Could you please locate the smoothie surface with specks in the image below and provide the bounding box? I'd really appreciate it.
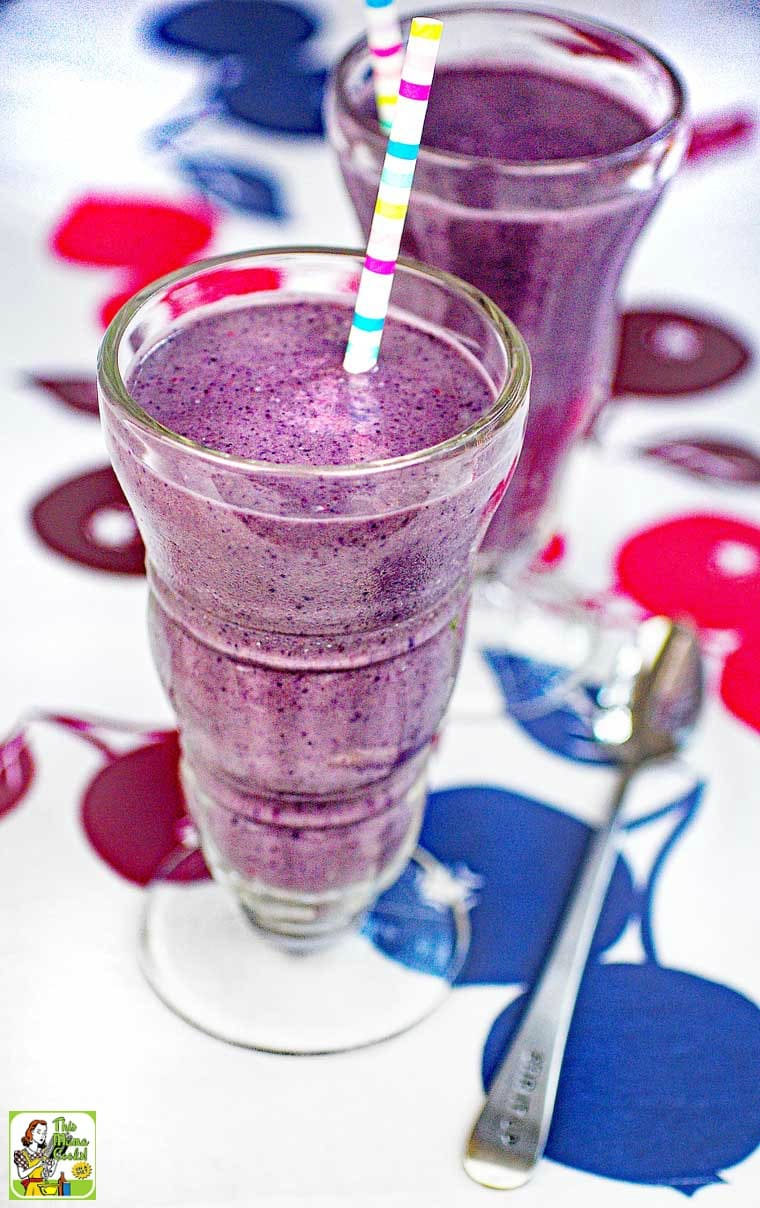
[420,65,653,163]
[128,298,493,464]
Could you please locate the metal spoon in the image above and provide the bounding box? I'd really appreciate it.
[463,616,704,1191]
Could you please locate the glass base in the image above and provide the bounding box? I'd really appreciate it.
[179,752,430,948]
[140,848,470,1053]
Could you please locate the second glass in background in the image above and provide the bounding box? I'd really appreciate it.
[327,5,689,572]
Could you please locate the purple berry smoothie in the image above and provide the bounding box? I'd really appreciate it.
[100,265,529,940]
[328,18,687,562]
[128,300,495,464]
[414,66,657,557]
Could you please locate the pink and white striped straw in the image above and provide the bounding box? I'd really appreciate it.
[343,16,443,376]
[364,0,405,132]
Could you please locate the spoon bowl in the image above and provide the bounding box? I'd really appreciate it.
[592,615,704,764]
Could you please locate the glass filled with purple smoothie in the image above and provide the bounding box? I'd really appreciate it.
[327,6,688,569]
[98,247,529,1050]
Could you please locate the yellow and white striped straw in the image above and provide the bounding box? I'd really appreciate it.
[343,16,443,376]
[364,0,404,133]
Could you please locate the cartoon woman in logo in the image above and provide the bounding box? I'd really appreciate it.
[13,1120,59,1197]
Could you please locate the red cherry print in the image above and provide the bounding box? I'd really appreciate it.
[481,477,511,527]
[30,466,145,575]
[0,734,35,820]
[615,514,760,636]
[641,438,760,485]
[721,641,760,734]
[49,193,218,329]
[50,193,215,274]
[536,532,567,568]
[99,288,144,330]
[81,733,208,885]
[164,265,283,318]
[29,375,99,417]
[613,309,751,398]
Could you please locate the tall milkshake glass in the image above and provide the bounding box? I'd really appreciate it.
[98,247,530,1051]
[327,7,688,702]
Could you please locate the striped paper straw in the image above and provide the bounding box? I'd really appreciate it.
[364,0,404,133]
[343,16,443,376]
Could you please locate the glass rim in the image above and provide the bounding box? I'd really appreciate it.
[330,3,689,177]
[98,245,531,480]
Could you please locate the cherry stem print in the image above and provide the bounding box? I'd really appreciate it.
[1,710,170,770]
[621,784,704,965]
[0,730,35,820]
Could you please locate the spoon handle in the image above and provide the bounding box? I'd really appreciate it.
[464,768,634,1190]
